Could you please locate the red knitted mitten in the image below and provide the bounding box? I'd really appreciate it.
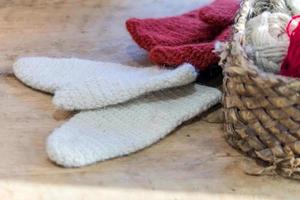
[149,27,232,70]
[126,10,217,51]
[198,0,240,28]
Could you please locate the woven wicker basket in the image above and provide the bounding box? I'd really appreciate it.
[221,0,300,179]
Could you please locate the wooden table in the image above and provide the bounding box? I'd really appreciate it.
[0,0,299,199]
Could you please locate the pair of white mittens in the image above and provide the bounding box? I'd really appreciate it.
[14,57,222,167]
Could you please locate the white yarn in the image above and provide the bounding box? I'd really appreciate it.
[13,57,197,110]
[47,85,221,167]
[251,0,291,17]
[245,12,290,73]
[286,0,300,15]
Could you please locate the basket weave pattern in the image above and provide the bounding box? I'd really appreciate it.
[222,0,300,179]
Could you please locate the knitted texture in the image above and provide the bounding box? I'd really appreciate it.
[47,85,222,167]
[126,9,217,51]
[149,26,232,70]
[13,57,197,110]
[126,0,238,70]
[198,0,240,28]
[13,57,221,168]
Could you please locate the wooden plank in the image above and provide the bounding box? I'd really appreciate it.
[0,0,299,199]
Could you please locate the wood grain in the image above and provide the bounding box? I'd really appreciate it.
[0,0,299,199]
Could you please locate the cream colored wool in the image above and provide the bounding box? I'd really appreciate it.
[47,85,221,167]
[13,57,222,167]
[14,57,197,110]
[251,0,291,17]
[245,12,290,73]
[286,0,300,15]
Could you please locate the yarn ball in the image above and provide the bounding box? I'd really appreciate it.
[286,0,300,15]
[245,11,290,73]
[251,0,291,17]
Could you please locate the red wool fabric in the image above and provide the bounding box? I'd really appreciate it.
[198,0,240,28]
[126,9,218,51]
[150,27,232,70]
[280,16,300,78]
[126,0,239,70]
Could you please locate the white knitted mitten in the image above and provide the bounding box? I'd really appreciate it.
[47,85,222,167]
[13,57,197,110]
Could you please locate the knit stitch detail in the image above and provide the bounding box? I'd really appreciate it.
[198,0,240,28]
[13,57,197,110]
[149,26,232,70]
[126,10,216,51]
[47,84,222,167]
